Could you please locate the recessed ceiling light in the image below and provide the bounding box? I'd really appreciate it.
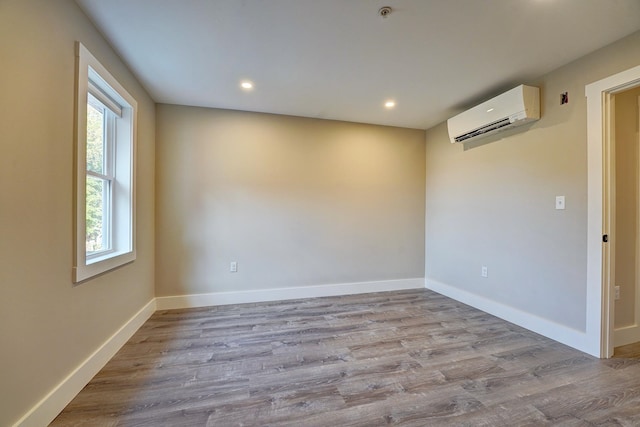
[385,100,396,108]
[241,81,253,89]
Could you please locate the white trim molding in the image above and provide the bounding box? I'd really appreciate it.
[156,278,425,310]
[615,324,640,348]
[73,42,137,283]
[13,279,423,426]
[425,278,596,356]
[586,64,640,358]
[13,299,156,427]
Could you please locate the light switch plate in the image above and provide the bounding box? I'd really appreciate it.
[555,196,565,210]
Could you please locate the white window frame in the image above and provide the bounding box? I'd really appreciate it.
[74,42,137,283]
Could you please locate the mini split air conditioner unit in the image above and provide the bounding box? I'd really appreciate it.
[447,84,540,144]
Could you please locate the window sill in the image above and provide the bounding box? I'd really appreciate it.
[73,250,136,283]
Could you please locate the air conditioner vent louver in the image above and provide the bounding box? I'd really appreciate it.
[453,117,512,143]
[447,85,540,144]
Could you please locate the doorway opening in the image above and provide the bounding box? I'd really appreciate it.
[612,87,640,355]
[586,65,640,358]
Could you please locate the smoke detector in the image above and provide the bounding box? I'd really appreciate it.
[378,6,392,18]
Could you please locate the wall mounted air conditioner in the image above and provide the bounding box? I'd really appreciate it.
[447,84,540,144]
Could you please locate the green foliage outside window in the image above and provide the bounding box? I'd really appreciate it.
[86,102,105,252]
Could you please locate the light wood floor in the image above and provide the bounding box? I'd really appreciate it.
[52,289,640,426]
[614,341,640,359]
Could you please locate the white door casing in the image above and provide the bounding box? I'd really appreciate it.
[586,65,640,358]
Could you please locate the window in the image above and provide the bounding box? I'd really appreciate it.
[74,42,136,283]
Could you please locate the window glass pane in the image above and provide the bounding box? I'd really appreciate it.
[87,95,104,174]
[86,175,106,253]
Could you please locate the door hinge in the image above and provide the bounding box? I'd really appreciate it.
[603,234,609,243]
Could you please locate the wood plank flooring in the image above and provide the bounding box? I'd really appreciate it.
[615,341,640,358]
[52,289,640,426]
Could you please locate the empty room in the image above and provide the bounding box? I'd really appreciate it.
[3,0,640,426]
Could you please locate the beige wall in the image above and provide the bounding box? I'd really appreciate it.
[615,86,640,328]
[425,30,640,332]
[0,1,155,425]
[156,105,425,296]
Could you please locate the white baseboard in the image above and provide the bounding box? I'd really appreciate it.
[425,278,597,357]
[615,324,640,347]
[13,299,156,427]
[156,278,425,310]
[14,279,423,426]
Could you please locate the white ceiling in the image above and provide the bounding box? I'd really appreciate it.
[75,0,640,130]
